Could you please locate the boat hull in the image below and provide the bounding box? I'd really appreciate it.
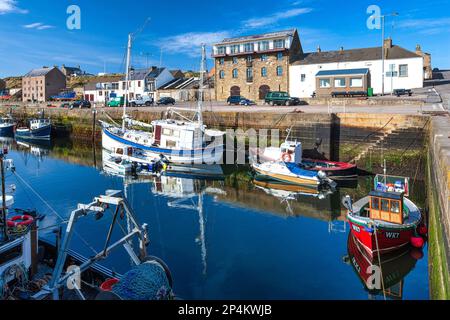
[16,124,51,140]
[0,124,15,136]
[252,164,321,186]
[102,128,223,165]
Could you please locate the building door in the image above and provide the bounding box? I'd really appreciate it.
[230,86,240,96]
[259,85,270,100]
[154,125,162,145]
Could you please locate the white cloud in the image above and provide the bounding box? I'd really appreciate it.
[157,31,232,57]
[243,8,312,29]
[397,17,450,36]
[23,22,54,30]
[0,0,28,14]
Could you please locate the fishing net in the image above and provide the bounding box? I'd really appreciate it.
[112,261,172,300]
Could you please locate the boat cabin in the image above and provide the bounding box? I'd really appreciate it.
[368,191,404,225]
[152,120,204,150]
[30,118,50,130]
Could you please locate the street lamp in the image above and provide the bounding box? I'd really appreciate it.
[380,12,399,96]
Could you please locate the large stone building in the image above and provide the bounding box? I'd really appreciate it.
[0,79,5,91]
[22,67,66,102]
[212,29,303,101]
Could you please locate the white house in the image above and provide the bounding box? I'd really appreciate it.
[290,39,424,98]
[83,67,174,103]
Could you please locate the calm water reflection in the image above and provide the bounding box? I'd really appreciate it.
[3,138,429,300]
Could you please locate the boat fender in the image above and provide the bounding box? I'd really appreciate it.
[7,215,34,228]
[418,225,428,236]
[410,248,424,261]
[281,152,292,162]
[411,236,425,249]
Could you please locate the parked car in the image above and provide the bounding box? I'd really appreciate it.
[60,102,70,108]
[227,96,246,105]
[108,97,124,107]
[239,98,256,106]
[130,94,154,107]
[289,97,304,106]
[156,97,176,106]
[265,91,291,106]
[70,100,91,109]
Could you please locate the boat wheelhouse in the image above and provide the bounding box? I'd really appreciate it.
[343,174,426,256]
[0,115,16,136]
[16,113,51,141]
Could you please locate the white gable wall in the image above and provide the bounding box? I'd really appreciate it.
[289,57,424,98]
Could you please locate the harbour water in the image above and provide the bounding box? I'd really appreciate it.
[5,138,429,300]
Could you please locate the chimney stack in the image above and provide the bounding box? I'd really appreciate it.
[415,44,422,55]
[317,45,321,53]
[384,37,393,49]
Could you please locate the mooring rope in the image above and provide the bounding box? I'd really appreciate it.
[373,224,387,301]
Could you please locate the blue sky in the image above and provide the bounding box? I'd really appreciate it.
[0,0,449,77]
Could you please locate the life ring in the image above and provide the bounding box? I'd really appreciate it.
[281,153,292,162]
[7,215,34,228]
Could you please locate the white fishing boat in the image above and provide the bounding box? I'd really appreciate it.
[101,35,224,165]
[102,150,133,175]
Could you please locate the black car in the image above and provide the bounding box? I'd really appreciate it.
[227,96,244,105]
[70,100,91,109]
[156,97,176,106]
[289,97,305,106]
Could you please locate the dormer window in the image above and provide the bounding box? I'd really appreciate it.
[244,43,254,53]
[274,39,285,49]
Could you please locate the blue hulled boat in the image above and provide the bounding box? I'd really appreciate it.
[0,116,16,136]
[16,116,51,141]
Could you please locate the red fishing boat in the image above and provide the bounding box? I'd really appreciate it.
[342,174,427,256]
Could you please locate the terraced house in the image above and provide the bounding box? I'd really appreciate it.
[213,29,303,102]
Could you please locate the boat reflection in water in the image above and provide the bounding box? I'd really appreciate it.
[344,233,423,300]
[101,152,226,277]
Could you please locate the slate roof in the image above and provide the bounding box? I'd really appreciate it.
[127,67,165,81]
[218,29,296,45]
[292,45,421,65]
[159,78,197,90]
[316,68,369,76]
[24,67,55,77]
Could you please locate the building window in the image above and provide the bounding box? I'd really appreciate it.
[244,43,254,53]
[232,57,238,64]
[258,41,269,51]
[399,64,408,77]
[246,68,253,81]
[319,78,331,88]
[232,69,238,78]
[277,52,283,61]
[138,81,141,87]
[261,67,267,77]
[350,77,363,87]
[99,91,103,96]
[122,82,126,90]
[217,46,226,55]
[276,66,283,77]
[334,78,346,88]
[219,58,224,65]
[301,74,306,82]
[230,45,240,54]
[273,39,285,49]
[246,55,253,62]
[219,70,225,79]
[261,54,268,62]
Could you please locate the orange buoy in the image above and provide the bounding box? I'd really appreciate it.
[100,278,120,292]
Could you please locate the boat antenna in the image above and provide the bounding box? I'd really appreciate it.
[198,44,206,126]
[122,33,133,132]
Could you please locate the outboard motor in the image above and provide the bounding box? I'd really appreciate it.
[342,195,353,213]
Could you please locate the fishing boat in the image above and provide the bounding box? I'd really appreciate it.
[344,233,422,300]
[251,160,336,188]
[102,150,133,175]
[0,148,173,300]
[101,35,224,165]
[15,111,51,141]
[0,114,16,136]
[342,172,427,256]
[251,139,357,179]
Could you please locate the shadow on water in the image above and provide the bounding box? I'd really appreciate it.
[2,136,429,300]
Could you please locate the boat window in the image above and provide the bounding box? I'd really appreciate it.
[163,128,172,136]
[390,200,400,213]
[0,244,22,266]
[166,140,177,148]
[381,199,389,212]
[371,197,380,210]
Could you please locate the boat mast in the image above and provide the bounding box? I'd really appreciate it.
[197,44,206,126]
[0,152,8,241]
[122,33,133,132]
